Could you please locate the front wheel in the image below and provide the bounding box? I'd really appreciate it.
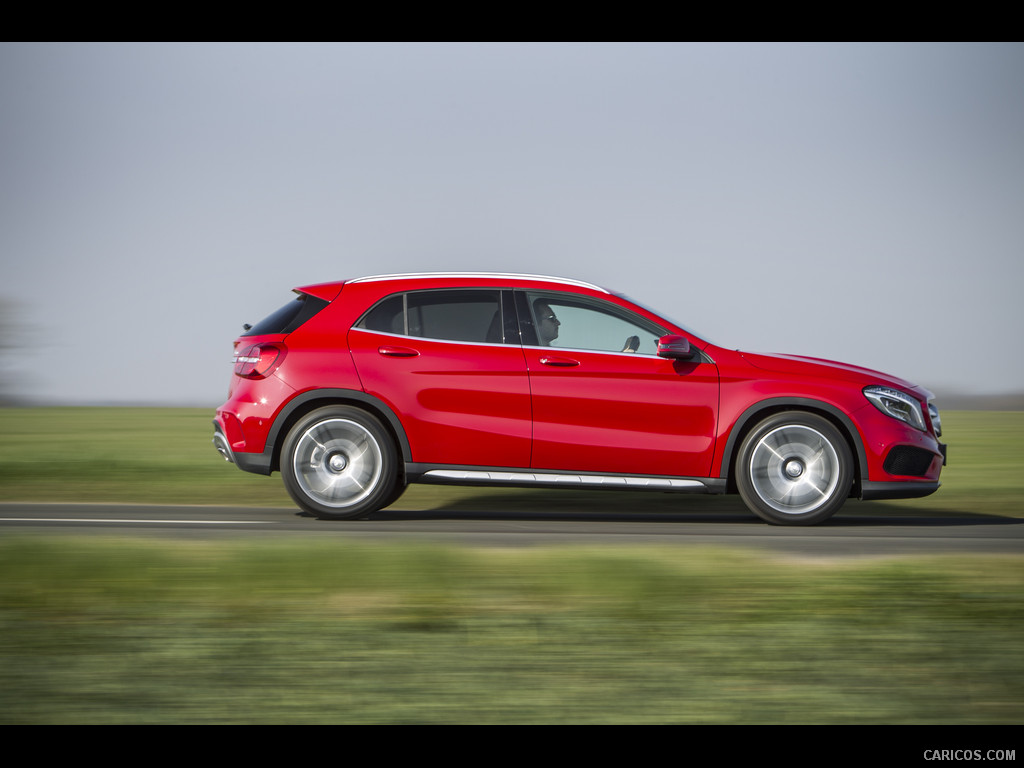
[280,406,398,520]
[736,412,853,526]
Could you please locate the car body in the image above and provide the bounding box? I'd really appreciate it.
[213,272,946,525]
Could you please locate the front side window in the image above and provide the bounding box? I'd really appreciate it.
[356,289,504,343]
[517,291,665,355]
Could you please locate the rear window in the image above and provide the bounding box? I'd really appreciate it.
[242,293,329,337]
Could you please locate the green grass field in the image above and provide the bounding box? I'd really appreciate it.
[1,408,1022,723]
[0,407,1021,517]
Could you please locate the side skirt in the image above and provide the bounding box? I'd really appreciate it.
[405,464,727,494]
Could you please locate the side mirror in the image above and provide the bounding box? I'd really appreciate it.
[657,334,693,360]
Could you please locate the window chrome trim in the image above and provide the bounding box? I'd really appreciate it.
[348,326,514,349]
[520,343,664,360]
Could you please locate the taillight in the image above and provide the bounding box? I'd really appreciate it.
[233,343,286,379]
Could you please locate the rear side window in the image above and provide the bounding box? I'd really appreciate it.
[242,293,329,337]
[356,289,504,343]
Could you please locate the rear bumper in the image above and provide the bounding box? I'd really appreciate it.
[213,420,274,475]
[212,424,234,463]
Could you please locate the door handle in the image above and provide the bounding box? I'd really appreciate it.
[378,345,420,358]
[539,356,580,367]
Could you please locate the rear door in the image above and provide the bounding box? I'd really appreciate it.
[348,288,532,468]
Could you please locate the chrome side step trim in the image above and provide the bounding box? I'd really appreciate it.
[422,469,708,491]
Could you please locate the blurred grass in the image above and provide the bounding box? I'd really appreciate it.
[0,407,294,507]
[1,536,1021,724]
[0,407,1020,517]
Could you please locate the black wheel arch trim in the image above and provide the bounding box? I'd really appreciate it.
[720,397,870,493]
[239,389,412,476]
[246,393,871,498]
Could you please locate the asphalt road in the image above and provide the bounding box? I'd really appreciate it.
[2,502,1022,558]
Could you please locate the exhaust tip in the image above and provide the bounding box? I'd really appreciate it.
[213,433,234,463]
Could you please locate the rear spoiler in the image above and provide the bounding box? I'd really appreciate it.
[294,281,346,302]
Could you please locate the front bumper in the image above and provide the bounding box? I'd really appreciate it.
[861,480,941,500]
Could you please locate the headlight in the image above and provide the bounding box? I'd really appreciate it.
[864,386,927,431]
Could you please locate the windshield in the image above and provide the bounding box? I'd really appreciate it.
[613,292,714,345]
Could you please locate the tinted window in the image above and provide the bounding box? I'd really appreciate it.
[357,290,504,343]
[408,290,501,342]
[243,294,329,337]
[358,294,406,334]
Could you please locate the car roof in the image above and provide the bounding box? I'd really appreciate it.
[295,272,614,302]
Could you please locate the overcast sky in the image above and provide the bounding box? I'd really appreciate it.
[1,42,1021,405]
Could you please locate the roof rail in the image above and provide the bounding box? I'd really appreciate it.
[347,272,609,293]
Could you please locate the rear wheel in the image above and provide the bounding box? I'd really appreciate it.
[281,406,398,519]
[736,412,853,526]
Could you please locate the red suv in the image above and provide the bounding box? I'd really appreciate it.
[213,273,946,525]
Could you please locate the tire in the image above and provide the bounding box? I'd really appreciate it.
[736,412,853,526]
[280,406,398,520]
[380,480,408,509]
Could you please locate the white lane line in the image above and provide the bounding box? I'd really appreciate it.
[0,518,274,524]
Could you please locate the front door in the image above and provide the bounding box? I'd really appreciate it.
[517,290,719,478]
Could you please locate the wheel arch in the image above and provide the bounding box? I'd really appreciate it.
[719,398,867,496]
[266,389,411,474]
